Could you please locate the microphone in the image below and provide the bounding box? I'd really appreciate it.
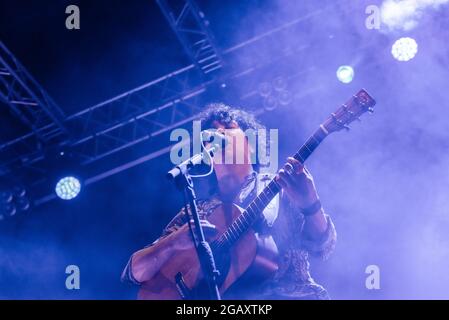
[166,147,215,180]
[166,130,227,180]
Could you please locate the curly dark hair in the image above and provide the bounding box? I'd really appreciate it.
[199,102,268,172]
[200,102,265,132]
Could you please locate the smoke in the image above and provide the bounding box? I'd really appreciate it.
[0,237,68,299]
[2,0,449,300]
[381,0,449,31]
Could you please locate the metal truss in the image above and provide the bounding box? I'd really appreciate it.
[0,41,70,177]
[0,61,209,179]
[0,3,335,205]
[156,0,223,76]
[0,42,68,139]
[63,2,335,173]
[66,64,211,165]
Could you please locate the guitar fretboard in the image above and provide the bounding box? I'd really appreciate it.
[211,126,328,252]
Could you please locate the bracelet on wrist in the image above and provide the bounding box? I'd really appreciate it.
[300,199,322,217]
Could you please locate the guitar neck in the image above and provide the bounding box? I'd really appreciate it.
[212,126,329,251]
[211,88,376,251]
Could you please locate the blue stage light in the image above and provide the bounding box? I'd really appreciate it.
[391,37,418,61]
[55,176,81,200]
[336,65,354,84]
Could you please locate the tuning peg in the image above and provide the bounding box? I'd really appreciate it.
[368,107,374,113]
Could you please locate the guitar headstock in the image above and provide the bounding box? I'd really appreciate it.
[322,89,376,134]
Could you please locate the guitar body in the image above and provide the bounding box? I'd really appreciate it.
[137,203,279,300]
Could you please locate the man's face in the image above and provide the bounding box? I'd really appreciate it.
[204,120,256,201]
[209,120,254,168]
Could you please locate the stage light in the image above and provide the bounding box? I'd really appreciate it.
[0,187,31,220]
[1,191,13,203]
[55,176,81,200]
[273,77,287,91]
[263,95,278,111]
[278,90,292,106]
[258,82,272,97]
[336,66,354,84]
[391,37,418,61]
[16,197,30,211]
[0,191,16,219]
[4,204,17,217]
[13,186,26,198]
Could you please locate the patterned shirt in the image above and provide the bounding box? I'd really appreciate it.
[122,171,337,300]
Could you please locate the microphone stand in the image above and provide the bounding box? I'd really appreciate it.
[167,147,221,300]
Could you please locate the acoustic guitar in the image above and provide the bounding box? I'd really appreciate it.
[138,89,376,299]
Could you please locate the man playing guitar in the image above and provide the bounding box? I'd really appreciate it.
[122,103,337,300]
